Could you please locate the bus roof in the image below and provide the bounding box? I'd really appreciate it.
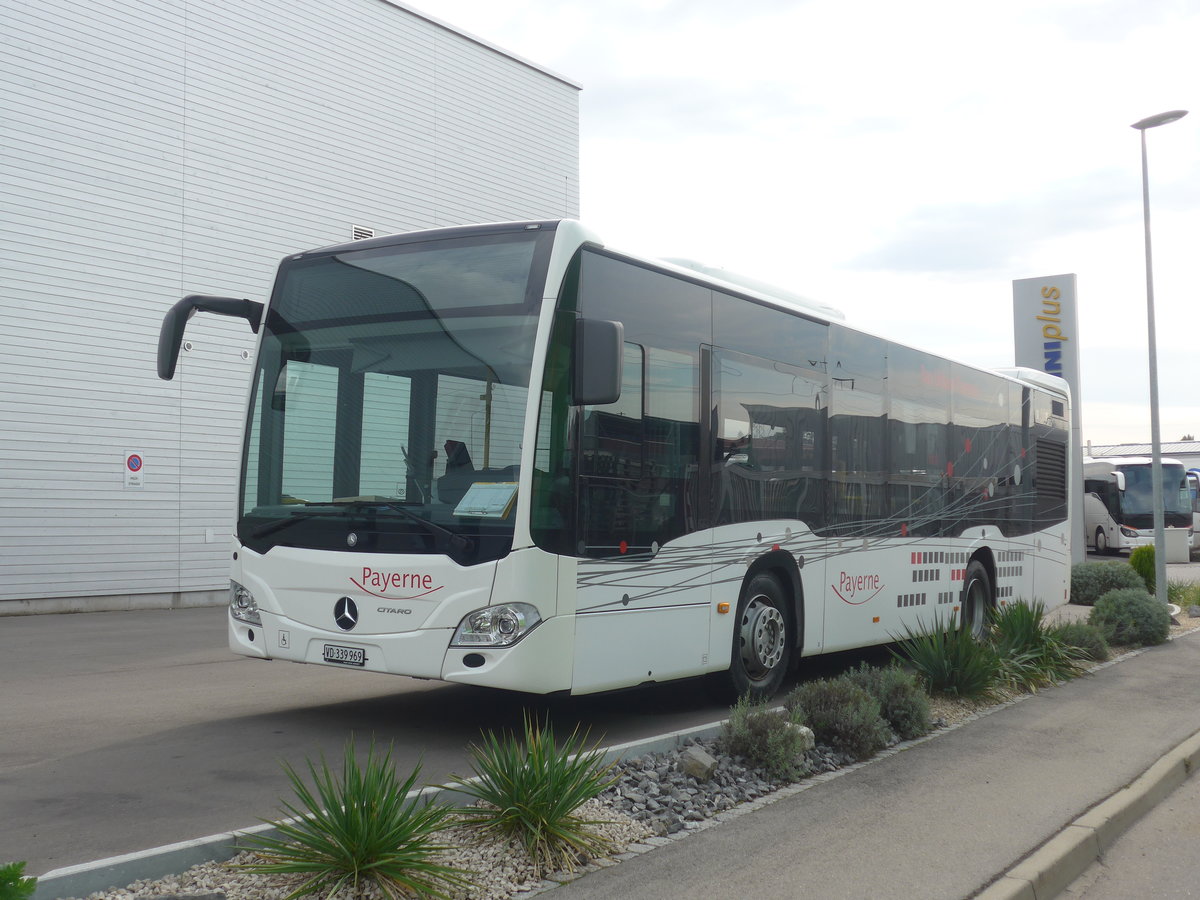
[1084,456,1186,467]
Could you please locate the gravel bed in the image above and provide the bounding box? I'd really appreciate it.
[64,801,650,900]
[598,737,860,837]
[63,739,867,900]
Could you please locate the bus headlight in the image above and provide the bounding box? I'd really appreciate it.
[230,580,262,626]
[451,603,541,647]
[1120,526,1139,538]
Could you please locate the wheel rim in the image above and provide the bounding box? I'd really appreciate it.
[962,577,988,640]
[740,595,786,679]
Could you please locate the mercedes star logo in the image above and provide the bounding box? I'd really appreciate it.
[334,596,359,631]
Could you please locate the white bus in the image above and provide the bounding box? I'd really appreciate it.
[1186,469,1200,537]
[1083,456,1194,554]
[158,220,1071,698]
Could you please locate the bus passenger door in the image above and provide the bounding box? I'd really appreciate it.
[572,343,713,693]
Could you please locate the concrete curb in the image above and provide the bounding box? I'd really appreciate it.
[976,727,1200,900]
[32,720,728,900]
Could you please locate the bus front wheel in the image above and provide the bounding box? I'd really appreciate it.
[960,560,992,641]
[1095,528,1110,555]
[728,573,792,700]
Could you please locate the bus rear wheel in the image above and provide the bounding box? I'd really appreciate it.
[960,560,992,641]
[728,573,792,700]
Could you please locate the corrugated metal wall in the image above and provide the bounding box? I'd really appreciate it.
[0,0,580,609]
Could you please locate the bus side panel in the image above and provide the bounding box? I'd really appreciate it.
[572,532,713,694]
[818,539,987,654]
[1031,526,1072,608]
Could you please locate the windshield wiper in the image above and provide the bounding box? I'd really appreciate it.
[248,501,474,555]
[250,508,340,539]
[345,501,474,555]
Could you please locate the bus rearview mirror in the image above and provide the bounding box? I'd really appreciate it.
[574,317,623,406]
[1115,471,1126,492]
[157,294,263,380]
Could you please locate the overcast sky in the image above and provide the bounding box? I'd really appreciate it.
[413,0,1198,446]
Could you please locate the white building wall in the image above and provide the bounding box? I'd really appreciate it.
[0,0,579,610]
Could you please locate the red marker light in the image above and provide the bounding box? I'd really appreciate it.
[619,540,628,554]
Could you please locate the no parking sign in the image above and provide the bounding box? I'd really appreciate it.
[124,452,144,489]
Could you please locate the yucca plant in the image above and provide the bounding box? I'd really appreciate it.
[0,862,36,900]
[447,715,617,874]
[891,613,1001,699]
[239,739,471,900]
[989,600,1085,690]
[988,599,1047,655]
[1167,579,1200,609]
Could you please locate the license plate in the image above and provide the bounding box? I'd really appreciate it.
[322,643,366,667]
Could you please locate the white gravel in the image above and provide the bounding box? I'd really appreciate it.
[65,801,650,900]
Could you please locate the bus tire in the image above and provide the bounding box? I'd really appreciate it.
[960,560,992,640]
[1095,528,1108,555]
[728,572,792,700]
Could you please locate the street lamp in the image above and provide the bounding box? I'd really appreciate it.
[1131,108,1187,606]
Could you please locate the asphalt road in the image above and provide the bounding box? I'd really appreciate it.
[2,606,790,875]
[2,606,731,874]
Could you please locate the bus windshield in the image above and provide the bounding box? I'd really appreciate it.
[1117,462,1191,521]
[238,227,553,563]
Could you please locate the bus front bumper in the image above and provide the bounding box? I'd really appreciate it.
[229,610,574,694]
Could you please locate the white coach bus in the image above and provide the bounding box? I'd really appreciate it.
[1083,456,1193,554]
[158,220,1071,698]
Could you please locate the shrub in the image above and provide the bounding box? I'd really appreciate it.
[1090,587,1171,647]
[239,739,470,900]
[0,863,36,900]
[782,677,892,761]
[891,613,1002,699]
[1129,545,1156,594]
[718,695,812,781]
[842,662,931,741]
[1052,621,1110,662]
[448,716,617,874]
[1070,562,1144,606]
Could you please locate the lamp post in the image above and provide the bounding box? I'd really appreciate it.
[1131,109,1187,606]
